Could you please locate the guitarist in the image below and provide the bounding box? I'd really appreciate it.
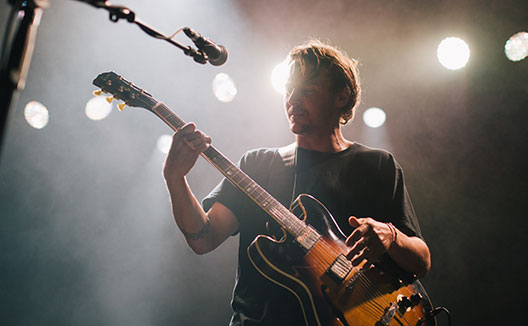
[163,40,431,325]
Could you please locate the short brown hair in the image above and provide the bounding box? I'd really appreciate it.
[288,40,361,124]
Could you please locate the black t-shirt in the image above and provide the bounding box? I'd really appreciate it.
[203,143,423,326]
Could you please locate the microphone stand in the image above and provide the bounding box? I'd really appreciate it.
[76,0,209,64]
[0,0,49,156]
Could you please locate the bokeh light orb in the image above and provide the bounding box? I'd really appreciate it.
[86,96,112,120]
[362,107,386,128]
[437,37,470,70]
[24,101,49,129]
[271,59,290,94]
[505,32,528,62]
[157,134,173,154]
[212,73,237,103]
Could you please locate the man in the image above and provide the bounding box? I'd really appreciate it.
[163,40,431,325]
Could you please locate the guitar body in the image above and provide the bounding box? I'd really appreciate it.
[248,194,435,326]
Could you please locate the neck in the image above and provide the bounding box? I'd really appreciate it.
[295,127,353,153]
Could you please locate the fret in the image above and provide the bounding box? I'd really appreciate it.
[244,183,257,194]
[253,189,268,202]
[217,159,233,172]
[237,176,251,189]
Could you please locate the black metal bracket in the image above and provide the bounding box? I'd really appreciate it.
[78,0,208,64]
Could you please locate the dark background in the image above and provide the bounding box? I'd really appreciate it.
[1,0,527,325]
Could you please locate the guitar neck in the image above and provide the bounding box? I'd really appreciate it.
[150,101,306,237]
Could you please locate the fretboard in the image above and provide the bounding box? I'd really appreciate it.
[149,100,306,237]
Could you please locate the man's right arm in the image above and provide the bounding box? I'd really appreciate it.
[163,122,239,254]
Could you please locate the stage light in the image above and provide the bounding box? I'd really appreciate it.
[505,32,528,62]
[24,101,49,129]
[212,73,237,103]
[437,37,470,70]
[271,59,290,94]
[86,96,113,120]
[363,107,386,128]
[157,134,172,154]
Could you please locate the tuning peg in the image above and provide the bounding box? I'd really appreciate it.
[92,89,103,96]
[117,103,126,111]
[105,96,114,103]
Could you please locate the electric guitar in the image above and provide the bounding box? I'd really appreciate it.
[92,71,435,326]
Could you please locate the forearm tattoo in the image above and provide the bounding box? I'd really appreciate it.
[181,217,211,240]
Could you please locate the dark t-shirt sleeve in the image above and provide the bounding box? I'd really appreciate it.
[382,153,423,239]
[202,170,243,219]
[201,149,277,234]
[202,154,248,229]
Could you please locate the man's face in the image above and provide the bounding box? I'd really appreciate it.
[284,64,342,136]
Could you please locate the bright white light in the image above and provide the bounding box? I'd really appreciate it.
[24,101,49,129]
[363,107,386,128]
[212,73,237,103]
[157,134,173,154]
[505,32,528,62]
[271,59,290,94]
[85,96,112,120]
[437,37,471,70]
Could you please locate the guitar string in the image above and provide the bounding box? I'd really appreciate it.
[305,239,414,326]
[354,274,398,317]
[347,274,388,317]
[357,271,398,309]
[346,272,412,326]
[355,272,391,306]
[349,263,412,326]
[303,240,389,319]
[354,272,407,321]
[355,274,412,326]
[292,242,384,321]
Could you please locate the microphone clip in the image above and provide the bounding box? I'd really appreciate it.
[183,27,228,66]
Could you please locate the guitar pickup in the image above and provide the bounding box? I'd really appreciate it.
[327,254,353,284]
[295,225,321,252]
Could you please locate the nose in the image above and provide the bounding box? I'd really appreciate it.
[285,87,300,107]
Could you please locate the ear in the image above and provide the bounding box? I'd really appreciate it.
[334,86,351,109]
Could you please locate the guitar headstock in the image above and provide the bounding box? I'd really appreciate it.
[92,71,155,111]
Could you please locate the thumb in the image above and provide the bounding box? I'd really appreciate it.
[348,216,361,227]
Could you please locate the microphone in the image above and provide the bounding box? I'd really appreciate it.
[183,27,228,66]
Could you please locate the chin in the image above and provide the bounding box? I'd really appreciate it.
[290,124,309,135]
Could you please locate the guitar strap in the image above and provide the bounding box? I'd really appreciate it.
[261,142,297,237]
[267,142,297,208]
[277,142,297,167]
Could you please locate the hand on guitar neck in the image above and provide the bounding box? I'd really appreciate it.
[163,122,212,184]
[162,122,239,255]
